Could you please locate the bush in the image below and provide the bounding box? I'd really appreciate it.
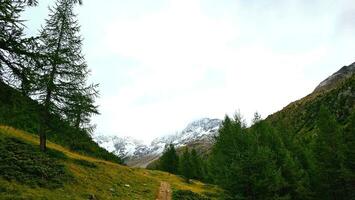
[72,159,97,168]
[0,137,73,188]
[173,190,211,200]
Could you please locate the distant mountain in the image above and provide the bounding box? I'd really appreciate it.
[94,135,146,158]
[93,118,222,167]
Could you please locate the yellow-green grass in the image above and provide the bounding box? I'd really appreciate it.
[0,125,222,200]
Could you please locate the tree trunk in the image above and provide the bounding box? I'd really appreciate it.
[39,109,50,151]
[40,130,46,151]
[75,112,81,129]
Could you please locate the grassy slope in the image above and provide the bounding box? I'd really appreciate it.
[0,81,121,164]
[0,126,222,200]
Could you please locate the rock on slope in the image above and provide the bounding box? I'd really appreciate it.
[314,62,355,92]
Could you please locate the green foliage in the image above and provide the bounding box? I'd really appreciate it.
[208,105,355,199]
[180,147,193,182]
[0,0,120,164]
[173,190,210,200]
[0,136,72,188]
[209,114,313,199]
[343,110,355,200]
[157,144,206,182]
[158,144,179,174]
[313,106,352,199]
[190,149,203,180]
[206,75,355,200]
[0,0,39,95]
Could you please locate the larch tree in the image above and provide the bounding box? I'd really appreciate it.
[35,0,98,150]
[0,0,40,95]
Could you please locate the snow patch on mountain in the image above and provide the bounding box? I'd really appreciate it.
[94,135,146,158]
[93,118,222,163]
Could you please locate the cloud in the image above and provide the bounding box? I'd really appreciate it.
[84,0,355,142]
[22,0,355,142]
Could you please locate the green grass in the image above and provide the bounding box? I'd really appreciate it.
[0,126,223,200]
[71,159,97,168]
[0,136,72,189]
[173,190,211,200]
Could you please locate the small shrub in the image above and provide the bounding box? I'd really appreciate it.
[72,159,97,168]
[0,137,73,188]
[173,190,211,200]
[46,148,68,160]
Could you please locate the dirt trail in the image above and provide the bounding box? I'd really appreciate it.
[156,182,172,200]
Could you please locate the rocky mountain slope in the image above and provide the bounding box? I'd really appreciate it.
[267,62,354,137]
[314,62,355,92]
[94,118,221,167]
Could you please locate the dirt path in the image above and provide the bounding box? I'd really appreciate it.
[156,182,172,200]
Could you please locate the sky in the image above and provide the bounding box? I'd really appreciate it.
[23,0,355,143]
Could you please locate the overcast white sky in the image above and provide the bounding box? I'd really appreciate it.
[24,0,355,143]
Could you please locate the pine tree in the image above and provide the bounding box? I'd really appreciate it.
[180,147,193,183]
[343,110,355,199]
[35,0,97,150]
[159,144,179,174]
[190,148,203,180]
[314,105,347,199]
[209,114,246,191]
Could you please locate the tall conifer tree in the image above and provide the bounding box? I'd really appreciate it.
[190,148,203,180]
[0,0,39,95]
[314,106,347,199]
[36,0,97,150]
[180,147,193,183]
[159,144,179,174]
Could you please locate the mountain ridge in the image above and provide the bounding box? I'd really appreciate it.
[314,62,355,92]
[94,118,222,167]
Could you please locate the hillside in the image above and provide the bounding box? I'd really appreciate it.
[0,81,121,164]
[0,125,223,200]
[267,63,355,137]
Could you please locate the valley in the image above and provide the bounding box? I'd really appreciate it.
[1,1,354,199]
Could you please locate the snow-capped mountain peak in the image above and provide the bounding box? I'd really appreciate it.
[94,135,146,158]
[93,118,222,167]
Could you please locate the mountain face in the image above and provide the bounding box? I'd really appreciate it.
[314,62,355,92]
[93,118,222,167]
[94,135,146,158]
